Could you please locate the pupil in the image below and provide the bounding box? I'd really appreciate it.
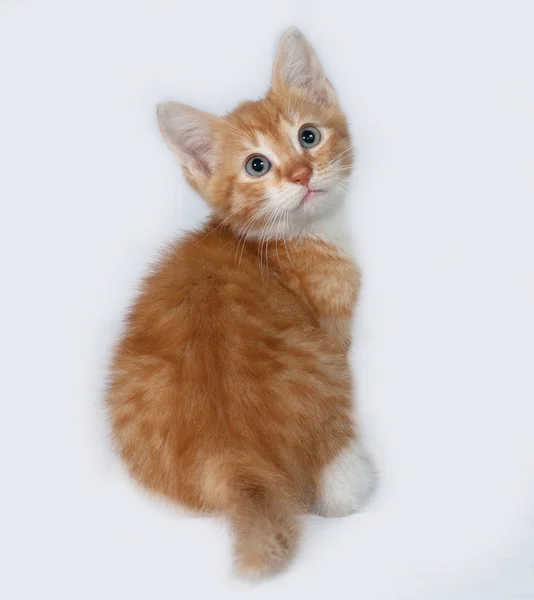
[302,130,315,143]
[252,158,264,172]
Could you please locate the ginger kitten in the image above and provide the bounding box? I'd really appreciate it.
[106,27,375,577]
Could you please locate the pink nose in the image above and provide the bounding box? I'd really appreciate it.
[291,167,312,188]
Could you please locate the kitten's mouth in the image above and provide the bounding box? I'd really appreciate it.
[299,188,324,207]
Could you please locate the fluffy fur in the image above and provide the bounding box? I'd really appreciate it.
[106,27,375,578]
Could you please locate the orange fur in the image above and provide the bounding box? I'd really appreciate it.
[106,28,371,577]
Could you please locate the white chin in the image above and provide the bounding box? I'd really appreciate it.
[296,190,340,221]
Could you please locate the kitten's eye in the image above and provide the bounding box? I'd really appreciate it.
[299,126,322,149]
[245,155,271,177]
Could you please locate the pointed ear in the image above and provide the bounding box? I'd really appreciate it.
[157,102,219,180]
[271,28,337,105]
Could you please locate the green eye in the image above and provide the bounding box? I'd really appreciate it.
[245,155,271,177]
[299,126,321,149]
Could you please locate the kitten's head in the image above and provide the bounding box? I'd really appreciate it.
[157,28,352,238]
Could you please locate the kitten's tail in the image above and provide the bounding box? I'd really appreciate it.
[222,458,302,578]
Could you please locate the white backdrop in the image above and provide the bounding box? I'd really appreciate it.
[1,1,533,599]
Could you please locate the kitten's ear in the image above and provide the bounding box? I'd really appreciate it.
[271,28,337,105]
[157,102,219,181]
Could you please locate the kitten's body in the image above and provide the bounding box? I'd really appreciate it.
[106,28,374,577]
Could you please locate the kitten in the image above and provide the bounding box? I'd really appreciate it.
[106,27,375,578]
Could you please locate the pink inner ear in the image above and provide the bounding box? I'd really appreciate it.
[189,146,212,175]
[271,29,335,104]
[157,102,218,174]
[178,125,215,174]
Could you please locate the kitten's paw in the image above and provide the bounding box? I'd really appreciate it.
[315,440,376,518]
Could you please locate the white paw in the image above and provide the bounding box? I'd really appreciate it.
[315,440,376,517]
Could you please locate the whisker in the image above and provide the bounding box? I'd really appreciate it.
[332,178,351,188]
[260,207,281,283]
[234,204,271,270]
[197,199,260,244]
[275,213,284,278]
[224,120,255,143]
[323,146,356,169]
[334,183,350,196]
[282,210,295,269]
